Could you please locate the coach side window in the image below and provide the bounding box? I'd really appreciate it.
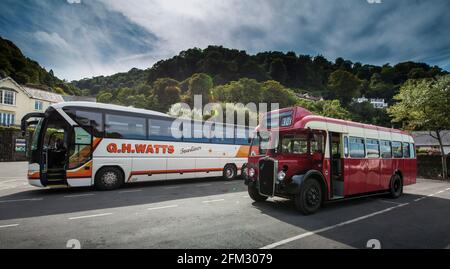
[105,114,146,140]
[235,126,250,145]
[392,141,403,158]
[380,140,392,158]
[64,108,103,137]
[343,136,349,157]
[403,142,410,158]
[349,137,365,158]
[149,118,179,141]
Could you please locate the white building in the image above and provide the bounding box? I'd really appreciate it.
[354,96,388,109]
[0,77,64,126]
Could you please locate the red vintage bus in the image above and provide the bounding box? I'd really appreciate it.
[245,107,416,215]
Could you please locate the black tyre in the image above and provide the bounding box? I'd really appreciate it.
[223,164,237,180]
[294,178,322,215]
[240,164,247,179]
[248,184,268,202]
[95,167,124,191]
[388,174,403,199]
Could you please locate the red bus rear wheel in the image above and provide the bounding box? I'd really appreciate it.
[388,174,403,199]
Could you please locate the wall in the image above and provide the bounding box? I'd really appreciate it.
[0,127,32,162]
[417,155,450,179]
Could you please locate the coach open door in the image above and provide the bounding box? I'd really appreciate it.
[329,132,344,198]
[66,126,94,187]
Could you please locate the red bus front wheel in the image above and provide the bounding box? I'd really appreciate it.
[295,178,322,215]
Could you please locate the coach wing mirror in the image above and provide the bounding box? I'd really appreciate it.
[21,112,45,136]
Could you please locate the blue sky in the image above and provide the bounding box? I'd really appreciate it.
[0,0,449,81]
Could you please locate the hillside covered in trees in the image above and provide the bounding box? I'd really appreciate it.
[0,36,80,95]
[73,45,447,127]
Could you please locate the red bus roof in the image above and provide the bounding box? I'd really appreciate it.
[258,107,409,136]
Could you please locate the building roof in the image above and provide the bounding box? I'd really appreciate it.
[411,131,450,146]
[0,77,64,103]
[22,86,64,103]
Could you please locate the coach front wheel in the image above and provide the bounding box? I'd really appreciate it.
[95,167,124,191]
[223,164,237,180]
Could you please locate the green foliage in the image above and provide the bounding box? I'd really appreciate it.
[327,70,362,105]
[187,73,214,103]
[296,99,351,120]
[388,75,450,131]
[0,36,80,95]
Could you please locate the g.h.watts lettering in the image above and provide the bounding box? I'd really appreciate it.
[106,143,175,154]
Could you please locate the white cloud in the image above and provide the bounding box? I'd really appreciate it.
[67,0,81,4]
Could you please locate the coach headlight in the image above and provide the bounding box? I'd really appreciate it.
[277,171,286,181]
[248,167,256,178]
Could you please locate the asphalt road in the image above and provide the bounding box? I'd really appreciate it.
[1,162,450,249]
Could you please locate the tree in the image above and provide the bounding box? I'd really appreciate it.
[388,75,450,179]
[97,92,113,103]
[327,70,362,105]
[296,99,351,120]
[269,58,288,85]
[261,80,297,108]
[187,73,213,103]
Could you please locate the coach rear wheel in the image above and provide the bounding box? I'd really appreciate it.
[294,178,322,215]
[223,164,237,180]
[388,174,403,199]
[95,167,124,191]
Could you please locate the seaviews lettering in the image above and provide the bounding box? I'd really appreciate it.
[106,143,174,154]
[180,146,201,154]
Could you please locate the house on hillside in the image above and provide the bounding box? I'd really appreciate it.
[411,131,450,155]
[354,96,388,109]
[0,77,64,126]
[296,93,324,102]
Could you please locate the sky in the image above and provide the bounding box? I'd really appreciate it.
[0,0,449,81]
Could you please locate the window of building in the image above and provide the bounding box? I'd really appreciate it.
[380,140,392,158]
[366,139,380,158]
[392,141,403,158]
[0,112,15,126]
[105,114,146,140]
[403,142,411,158]
[0,90,16,105]
[349,137,365,158]
[35,100,43,111]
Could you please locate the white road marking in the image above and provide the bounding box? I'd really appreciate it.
[147,205,178,211]
[242,195,250,198]
[0,198,43,203]
[196,184,212,187]
[0,224,19,228]
[446,188,450,191]
[414,197,426,202]
[202,199,225,203]
[435,190,445,194]
[69,213,112,220]
[164,186,181,189]
[377,199,404,205]
[261,202,409,249]
[119,189,143,194]
[0,179,23,184]
[64,194,94,198]
[224,182,238,185]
